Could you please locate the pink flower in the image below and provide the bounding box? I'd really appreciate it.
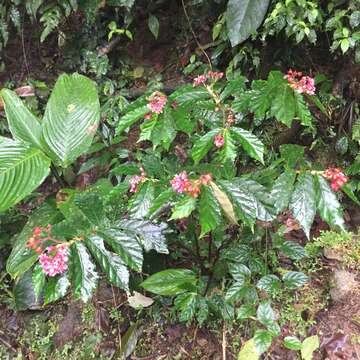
[144,113,152,120]
[214,133,224,148]
[39,244,69,277]
[147,92,167,114]
[323,167,348,191]
[208,71,224,81]
[285,69,316,95]
[193,75,207,86]
[171,171,190,193]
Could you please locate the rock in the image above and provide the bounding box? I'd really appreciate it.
[330,270,358,302]
[324,247,343,261]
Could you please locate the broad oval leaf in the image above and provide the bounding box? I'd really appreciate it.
[283,271,308,289]
[271,83,296,127]
[6,201,62,278]
[283,336,302,351]
[301,335,319,360]
[1,89,43,149]
[290,173,316,238]
[128,181,154,219]
[41,73,100,167]
[44,273,70,305]
[253,329,273,355]
[226,0,270,47]
[170,196,197,220]
[116,105,149,134]
[231,127,264,164]
[141,269,197,296]
[210,181,237,225]
[271,171,296,213]
[257,275,281,295]
[69,242,99,302]
[0,137,51,212]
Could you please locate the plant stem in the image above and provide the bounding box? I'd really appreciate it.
[50,164,66,188]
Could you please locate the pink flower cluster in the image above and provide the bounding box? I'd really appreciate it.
[129,167,146,193]
[39,244,69,277]
[214,133,224,148]
[322,167,348,191]
[193,71,224,86]
[171,171,212,198]
[285,70,316,95]
[147,91,167,114]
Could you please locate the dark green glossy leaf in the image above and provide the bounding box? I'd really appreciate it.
[116,105,149,134]
[290,173,316,238]
[283,336,302,351]
[294,91,313,128]
[254,329,273,355]
[128,181,154,219]
[199,186,222,236]
[192,128,220,164]
[283,271,308,289]
[141,269,197,296]
[271,171,296,213]
[271,83,296,127]
[69,242,98,302]
[219,130,237,163]
[256,301,276,327]
[280,144,304,168]
[237,304,256,320]
[280,241,308,260]
[32,263,45,302]
[44,273,70,304]
[170,196,197,220]
[257,275,281,295]
[13,269,40,310]
[148,188,174,216]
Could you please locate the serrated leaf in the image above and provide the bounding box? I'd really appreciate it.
[0,137,51,212]
[32,263,45,302]
[41,73,100,167]
[283,271,308,289]
[226,0,270,47]
[231,127,264,163]
[257,275,281,295]
[301,335,319,360]
[69,242,98,302]
[116,105,149,134]
[169,85,209,106]
[148,188,174,216]
[170,196,197,220]
[271,171,296,213]
[290,173,316,238]
[315,175,345,230]
[271,83,296,127]
[283,336,302,350]
[220,76,247,101]
[1,89,43,149]
[192,128,220,164]
[210,181,237,225]
[128,181,154,219]
[86,234,129,291]
[219,130,237,162]
[238,339,259,360]
[281,241,308,260]
[141,269,197,295]
[44,273,70,304]
[99,228,143,272]
[254,330,273,354]
[294,91,313,128]
[199,186,222,236]
[7,201,62,278]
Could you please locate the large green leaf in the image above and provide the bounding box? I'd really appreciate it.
[44,273,70,304]
[99,228,143,272]
[192,128,220,164]
[13,269,40,310]
[7,201,62,278]
[114,219,169,254]
[69,242,98,302]
[226,0,270,47]
[238,339,259,360]
[315,175,345,230]
[1,89,43,149]
[231,127,264,164]
[271,171,296,213]
[141,269,197,296]
[41,73,100,167]
[199,186,222,236]
[219,130,237,162]
[283,271,308,289]
[128,181,154,219]
[294,91,313,128]
[271,83,296,127]
[170,196,197,220]
[290,173,316,238]
[86,234,129,291]
[0,137,51,212]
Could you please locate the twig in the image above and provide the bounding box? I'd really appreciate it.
[222,321,227,360]
[181,0,212,69]
[111,286,122,355]
[98,37,122,56]
[21,20,30,77]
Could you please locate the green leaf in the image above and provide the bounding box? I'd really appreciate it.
[226,0,270,47]
[220,76,247,101]
[74,191,105,227]
[192,129,220,164]
[229,263,251,281]
[301,335,319,360]
[219,130,237,162]
[69,242,98,302]
[0,137,51,212]
[170,196,197,220]
[99,228,143,272]
[290,173,316,238]
[44,273,70,304]
[257,275,281,295]
[13,270,39,310]
[294,91,313,128]
[169,85,209,106]
[237,304,256,320]
[148,188,174,216]
[254,329,273,354]
[32,264,46,302]
[238,339,259,360]
[283,271,308,289]
[141,269,197,296]
[283,336,302,351]
[280,241,308,260]
[7,201,62,278]
[271,83,296,127]
[174,292,198,322]
[256,301,276,327]
[117,105,149,134]
[128,181,154,219]
[86,234,129,291]
[1,89,43,149]
[271,171,296,213]
[41,73,100,167]
[148,14,159,39]
[280,144,305,168]
[115,219,169,254]
[199,186,222,236]
[225,281,247,302]
[231,127,264,164]
[315,175,345,230]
